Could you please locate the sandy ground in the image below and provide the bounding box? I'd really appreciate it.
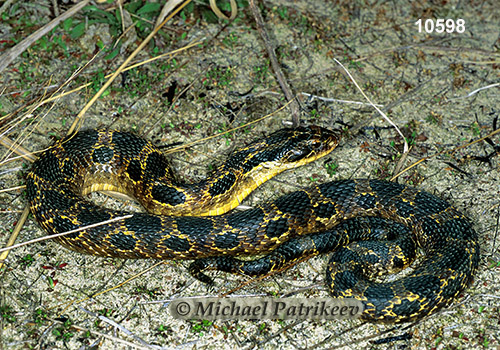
[0,0,499,349]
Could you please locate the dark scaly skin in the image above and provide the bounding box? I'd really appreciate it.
[26,126,339,258]
[25,127,479,323]
[189,216,416,281]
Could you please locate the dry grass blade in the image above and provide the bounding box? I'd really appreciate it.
[155,0,189,28]
[162,99,294,155]
[332,57,410,178]
[249,0,300,126]
[0,215,134,255]
[332,58,408,154]
[0,207,29,269]
[448,82,500,101]
[68,0,194,135]
[391,126,500,180]
[1,40,201,119]
[0,0,91,73]
[0,133,36,163]
[210,0,238,20]
[49,261,165,315]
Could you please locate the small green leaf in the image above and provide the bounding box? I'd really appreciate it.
[201,9,218,23]
[55,36,68,53]
[38,37,47,50]
[136,3,161,15]
[104,46,120,60]
[83,5,98,11]
[70,22,85,39]
[125,1,142,14]
[84,6,115,22]
[63,18,73,32]
[114,8,123,25]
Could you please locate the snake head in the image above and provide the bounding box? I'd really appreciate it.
[271,125,341,164]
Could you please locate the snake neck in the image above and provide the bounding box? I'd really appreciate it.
[139,141,336,217]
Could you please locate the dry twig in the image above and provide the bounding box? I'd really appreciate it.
[249,0,300,126]
[0,0,91,74]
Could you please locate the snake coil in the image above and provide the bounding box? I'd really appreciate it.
[26,126,479,323]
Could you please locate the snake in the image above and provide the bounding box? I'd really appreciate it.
[25,126,479,323]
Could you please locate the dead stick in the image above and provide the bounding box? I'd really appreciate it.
[0,0,91,74]
[68,0,192,135]
[0,207,29,269]
[248,0,300,126]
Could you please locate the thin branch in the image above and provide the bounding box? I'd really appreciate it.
[0,207,29,269]
[448,82,500,101]
[0,0,91,73]
[0,215,134,255]
[300,92,384,107]
[68,0,193,135]
[249,0,300,126]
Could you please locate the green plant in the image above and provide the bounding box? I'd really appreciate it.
[222,33,239,48]
[309,108,319,119]
[426,114,439,124]
[325,162,339,177]
[157,324,170,333]
[0,305,16,323]
[20,254,35,267]
[274,6,289,20]
[52,319,74,342]
[405,130,417,146]
[94,308,115,327]
[204,66,233,87]
[253,62,269,83]
[190,319,213,336]
[470,122,481,136]
[34,308,48,325]
[217,122,234,146]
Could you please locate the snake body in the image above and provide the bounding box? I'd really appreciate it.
[26,127,479,323]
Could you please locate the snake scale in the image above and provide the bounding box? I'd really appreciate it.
[26,126,479,323]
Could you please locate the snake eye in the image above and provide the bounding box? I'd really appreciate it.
[283,140,323,162]
[308,139,324,152]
